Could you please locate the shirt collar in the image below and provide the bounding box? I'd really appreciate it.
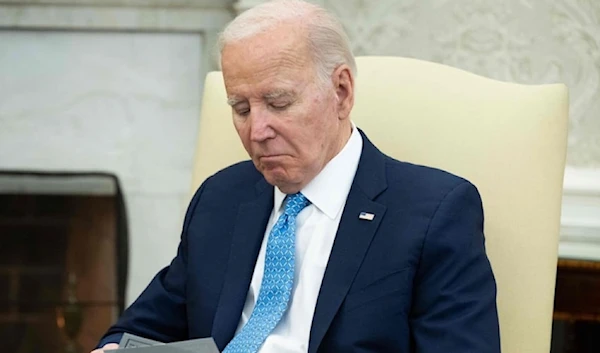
[274,122,363,219]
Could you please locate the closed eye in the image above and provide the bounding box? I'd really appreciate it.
[234,107,250,116]
[269,102,290,111]
[232,102,250,117]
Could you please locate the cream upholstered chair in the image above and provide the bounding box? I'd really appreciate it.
[191,56,569,353]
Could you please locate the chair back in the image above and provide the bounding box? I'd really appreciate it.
[191,56,569,353]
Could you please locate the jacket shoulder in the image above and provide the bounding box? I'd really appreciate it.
[384,157,478,202]
[193,160,265,200]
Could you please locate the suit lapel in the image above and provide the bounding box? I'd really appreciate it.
[309,131,388,353]
[211,179,273,350]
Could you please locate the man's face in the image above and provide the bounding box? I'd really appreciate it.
[221,25,349,194]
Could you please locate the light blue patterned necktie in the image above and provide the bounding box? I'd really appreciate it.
[223,192,310,353]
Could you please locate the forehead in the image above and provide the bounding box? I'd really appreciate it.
[221,25,315,96]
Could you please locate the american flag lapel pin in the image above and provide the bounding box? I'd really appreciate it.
[359,212,375,221]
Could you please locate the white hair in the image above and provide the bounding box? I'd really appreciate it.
[218,0,356,86]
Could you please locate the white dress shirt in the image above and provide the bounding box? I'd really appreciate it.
[234,124,363,353]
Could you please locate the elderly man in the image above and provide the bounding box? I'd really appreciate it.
[93,1,500,352]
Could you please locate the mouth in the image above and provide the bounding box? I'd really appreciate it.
[260,154,283,160]
[258,154,287,164]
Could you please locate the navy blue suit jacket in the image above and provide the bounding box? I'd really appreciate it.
[99,132,501,352]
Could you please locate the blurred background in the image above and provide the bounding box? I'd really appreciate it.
[0,0,598,352]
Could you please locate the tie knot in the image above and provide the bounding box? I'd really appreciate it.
[284,192,310,217]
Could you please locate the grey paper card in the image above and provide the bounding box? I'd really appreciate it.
[106,333,220,353]
[107,346,191,353]
[118,333,162,348]
[169,338,220,352]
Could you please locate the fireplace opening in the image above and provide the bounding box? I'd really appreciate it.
[551,259,600,352]
[0,171,127,353]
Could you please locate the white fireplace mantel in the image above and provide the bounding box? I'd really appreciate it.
[0,0,240,303]
[560,167,600,261]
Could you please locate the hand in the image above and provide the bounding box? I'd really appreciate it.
[91,343,119,352]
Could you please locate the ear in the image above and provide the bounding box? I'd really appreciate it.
[331,64,355,121]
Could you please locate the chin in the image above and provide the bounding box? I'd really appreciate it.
[264,172,291,187]
[263,171,300,193]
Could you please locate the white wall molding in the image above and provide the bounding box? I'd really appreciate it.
[0,0,234,9]
[233,0,265,14]
[0,0,234,71]
[559,167,600,261]
[0,3,233,30]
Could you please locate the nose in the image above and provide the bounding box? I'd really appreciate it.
[249,108,276,142]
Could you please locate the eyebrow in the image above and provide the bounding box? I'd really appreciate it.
[227,96,244,107]
[226,90,296,107]
[263,89,295,101]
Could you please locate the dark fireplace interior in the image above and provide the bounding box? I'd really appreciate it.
[0,172,127,353]
[551,259,600,352]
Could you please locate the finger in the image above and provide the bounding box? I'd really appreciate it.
[102,343,120,351]
[90,343,119,353]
